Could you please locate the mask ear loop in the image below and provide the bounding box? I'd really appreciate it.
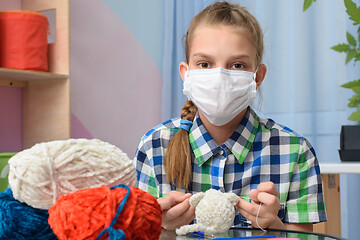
[185,64,191,101]
[253,66,259,81]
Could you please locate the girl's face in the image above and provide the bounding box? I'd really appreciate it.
[179,24,266,89]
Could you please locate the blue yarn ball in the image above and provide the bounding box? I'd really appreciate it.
[0,188,57,240]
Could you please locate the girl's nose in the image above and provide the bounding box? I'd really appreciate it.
[216,64,227,69]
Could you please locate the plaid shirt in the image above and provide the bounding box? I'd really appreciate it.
[134,107,327,226]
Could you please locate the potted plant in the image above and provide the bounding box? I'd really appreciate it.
[0,152,17,192]
[304,0,360,161]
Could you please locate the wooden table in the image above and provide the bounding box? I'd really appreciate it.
[161,227,345,239]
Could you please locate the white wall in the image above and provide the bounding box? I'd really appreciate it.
[69,0,164,157]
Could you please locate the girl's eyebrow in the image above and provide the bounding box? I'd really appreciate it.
[228,54,251,60]
[192,53,213,59]
[192,53,251,60]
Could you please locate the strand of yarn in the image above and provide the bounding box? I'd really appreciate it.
[96,184,130,240]
[0,188,57,240]
[43,143,60,206]
[256,202,267,232]
[48,185,163,240]
[8,138,137,209]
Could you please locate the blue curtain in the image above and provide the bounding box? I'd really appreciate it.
[161,1,360,239]
[162,0,216,121]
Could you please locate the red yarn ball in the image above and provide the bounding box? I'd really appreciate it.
[48,185,162,240]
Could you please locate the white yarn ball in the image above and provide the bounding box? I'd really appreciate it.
[8,138,137,209]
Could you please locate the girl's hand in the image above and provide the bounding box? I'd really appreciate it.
[157,191,195,230]
[236,182,285,230]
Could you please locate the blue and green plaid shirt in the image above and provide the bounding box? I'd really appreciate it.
[134,107,327,226]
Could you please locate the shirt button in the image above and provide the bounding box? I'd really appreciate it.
[219,149,224,155]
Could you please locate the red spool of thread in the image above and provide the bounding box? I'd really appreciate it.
[48,185,162,240]
[0,10,48,71]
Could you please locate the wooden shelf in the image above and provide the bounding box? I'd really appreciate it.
[19,0,70,149]
[0,68,68,87]
[0,0,70,149]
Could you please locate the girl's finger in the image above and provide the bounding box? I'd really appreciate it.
[163,205,196,230]
[237,206,257,224]
[257,182,279,196]
[181,205,196,221]
[167,191,192,203]
[158,196,176,211]
[238,203,273,229]
[163,198,192,220]
[159,191,192,211]
[257,191,280,207]
[175,205,196,227]
[176,192,192,203]
[249,189,260,203]
[236,197,259,216]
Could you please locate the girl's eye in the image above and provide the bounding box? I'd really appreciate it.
[231,63,245,70]
[198,62,210,68]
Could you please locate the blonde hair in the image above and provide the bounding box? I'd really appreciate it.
[165,1,264,189]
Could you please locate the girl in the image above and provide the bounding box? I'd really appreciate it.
[134,1,326,232]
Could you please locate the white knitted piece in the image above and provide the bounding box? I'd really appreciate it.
[176,189,239,235]
[8,138,136,209]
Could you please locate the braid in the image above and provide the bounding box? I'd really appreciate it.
[165,100,197,189]
[181,100,198,120]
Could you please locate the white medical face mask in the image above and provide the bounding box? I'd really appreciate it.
[183,67,257,126]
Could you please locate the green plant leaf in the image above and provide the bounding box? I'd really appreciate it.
[348,108,360,122]
[348,102,358,108]
[347,32,357,46]
[353,87,360,94]
[355,53,360,62]
[303,0,316,11]
[344,0,360,25]
[347,94,360,108]
[346,49,357,63]
[341,79,360,88]
[331,43,350,52]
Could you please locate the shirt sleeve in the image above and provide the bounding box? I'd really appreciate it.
[284,137,327,223]
[133,139,159,198]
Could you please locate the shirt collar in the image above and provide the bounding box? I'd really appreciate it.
[188,107,259,166]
